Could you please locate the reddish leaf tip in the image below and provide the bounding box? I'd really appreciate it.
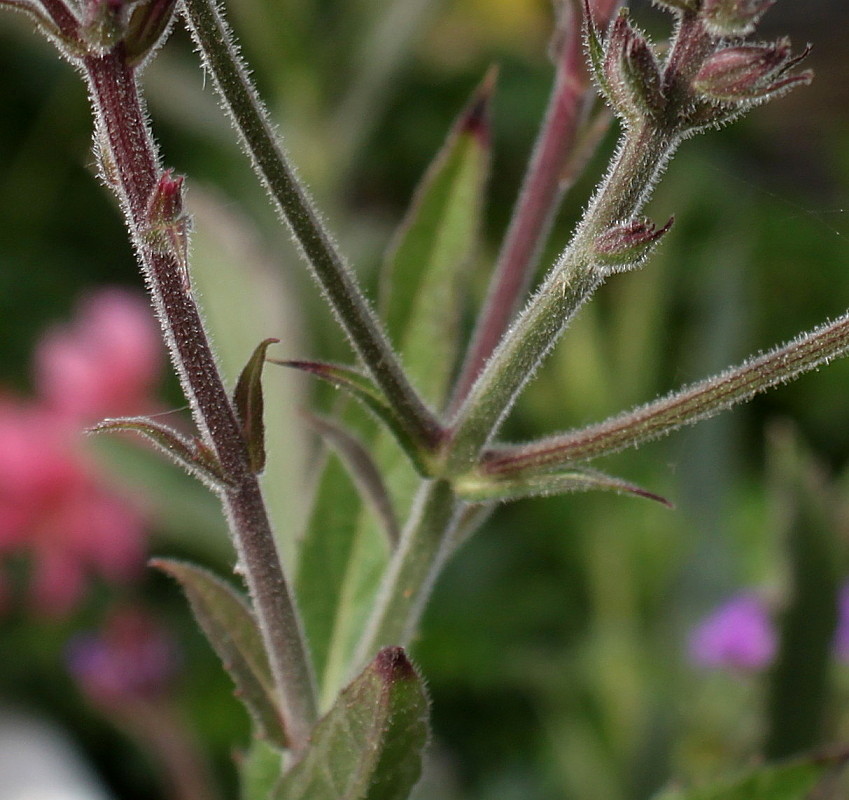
[374,646,417,682]
[461,65,498,143]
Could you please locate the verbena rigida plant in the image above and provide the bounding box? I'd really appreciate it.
[3,0,849,796]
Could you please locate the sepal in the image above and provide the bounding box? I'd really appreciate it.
[81,0,126,53]
[123,0,178,66]
[601,10,665,123]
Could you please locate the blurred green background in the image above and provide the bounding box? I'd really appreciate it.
[2,0,849,798]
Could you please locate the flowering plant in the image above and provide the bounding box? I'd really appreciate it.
[2,0,849,797]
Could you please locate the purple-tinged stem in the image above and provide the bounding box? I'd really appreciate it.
[450,1,618,411]
[39,0,80,39]
[82,46,317,751]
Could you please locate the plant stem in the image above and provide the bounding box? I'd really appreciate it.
[83,47,317,751]
[354,480,461,665]
[180,0,442,454]
[482,312,849,472]
[446,122,678,471]
[451,1,602,410]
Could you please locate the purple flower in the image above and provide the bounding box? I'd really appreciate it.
[66,608,180,705]
[689,594,777,672]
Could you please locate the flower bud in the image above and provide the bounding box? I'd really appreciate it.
[701,0,776,37]
[142,170,191,282]
[124,0,178,67]
[594,216,674,272]
[601,11,665,122]
[81,0,128,54]
[695,40,813,103]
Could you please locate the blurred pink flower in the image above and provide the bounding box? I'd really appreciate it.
[0,289,162,616]
[67,607,180,704]
[688,593,777,672]
[35,289,162,422]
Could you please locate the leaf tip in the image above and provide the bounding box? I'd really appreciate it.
[374,646,418,683]
[460,65,498,144]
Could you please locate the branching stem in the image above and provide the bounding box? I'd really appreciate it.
[180,0,443,454]
[446,122,678,471]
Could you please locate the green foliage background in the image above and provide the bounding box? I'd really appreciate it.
[2,1,849,798]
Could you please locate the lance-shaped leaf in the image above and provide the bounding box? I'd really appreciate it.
[651,751,849,800]
[274,647,429,800]
[152,559,288,750]
[272,359,433,475]
[380,70,493,409]
[303,411,400,549]
[89,416,232,489]
[233,338,279,473]
[454,464,670,506]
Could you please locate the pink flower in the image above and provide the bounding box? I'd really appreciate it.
[0,399,146,615]
[689,593,777,672]
[35,289,162,422]
[0,288,162,616]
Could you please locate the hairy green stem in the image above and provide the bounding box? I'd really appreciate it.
[83,47,317,751]
[483,312,849,473]
[180,0,442,454]
[354,480,462,665]
[446,122,677,471]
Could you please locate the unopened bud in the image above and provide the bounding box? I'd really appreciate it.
[701,0,776,37]
[143,170,191,285]
[82,0,129,53]
[124,0,178,67]
[602,11,665,122]
[594,216,674,272]
[695,41,812,102]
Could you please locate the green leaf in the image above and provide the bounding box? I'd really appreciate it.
[304,411,400,549]
[651,753,849,800]
[275,647,430,800]
[239,738,284,800]
[152,559,288,749]
[380,70,493,409]
[273,359,430,475]
[454,464,671,506]
[296,425,380,698]
[89,416,231,488]
[233,337,279,473]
